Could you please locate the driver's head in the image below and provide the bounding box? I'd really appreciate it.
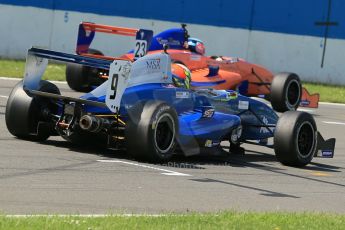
[171,63,191,89]
[188,38,205,55]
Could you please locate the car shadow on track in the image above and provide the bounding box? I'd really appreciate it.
[40,138,342,174]
[38,138,275,170]
[41,138,129,159]
[37,138,345,192]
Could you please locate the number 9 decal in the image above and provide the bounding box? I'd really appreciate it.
[109,73,118,100]
[106,60,132,113]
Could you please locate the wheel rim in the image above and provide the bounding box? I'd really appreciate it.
[154,113,175,154]
[285,79,301,109]
[297,121,315,158]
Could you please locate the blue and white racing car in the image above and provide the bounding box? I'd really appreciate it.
[5,46,335,166]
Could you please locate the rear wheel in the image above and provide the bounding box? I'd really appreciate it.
[66,49,105,92]
[125,101,178,162]
[270,72,302,112]
[5,80,60,141]
[274,111,317,166]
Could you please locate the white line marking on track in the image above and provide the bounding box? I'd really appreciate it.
[297,108,315,113]
[319,102,345,107]
[323,121,345,125]
[6,214,166,217]
[0,95,8,99]
[97,159,191,176]
[0,77,22,81]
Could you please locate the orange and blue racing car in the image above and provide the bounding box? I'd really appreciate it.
[66,22,320,112]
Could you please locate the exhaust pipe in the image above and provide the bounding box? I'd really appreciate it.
[79,115,112,133]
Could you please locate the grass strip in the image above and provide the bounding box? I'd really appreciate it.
[0,59,66,81]
[1,212,345,230]
[1,59,345,103]
[303,82,345,104]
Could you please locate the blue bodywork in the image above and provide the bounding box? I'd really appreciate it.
[81,83,242,153]
[149,28,186,51]
[26,47,279,155]
[126,28,186,54]
[81,81,278,153]
[76,23,185,55]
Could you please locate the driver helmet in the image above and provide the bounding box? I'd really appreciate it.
[188,38,205,55]
[171,63,192,89]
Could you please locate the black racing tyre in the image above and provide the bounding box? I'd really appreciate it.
[66,49,104,92]
[274,111,317,167]
[125,101,178,162]
[5,80,60,141]
[87,49,103,56]
[270,72,302,112]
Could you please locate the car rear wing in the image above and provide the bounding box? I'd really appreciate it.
[23,47,172,112]
[76,22,153,60]
[23,47,114,92]
[23,47,123,108]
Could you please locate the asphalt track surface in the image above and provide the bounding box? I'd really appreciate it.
[0,78,344,214]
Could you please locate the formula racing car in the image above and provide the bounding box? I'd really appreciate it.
[5,44,335,166]
[65,22,320,113]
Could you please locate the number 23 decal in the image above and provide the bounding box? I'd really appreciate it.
[134,40,147,58]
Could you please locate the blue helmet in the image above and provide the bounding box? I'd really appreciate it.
[188,38,205,55]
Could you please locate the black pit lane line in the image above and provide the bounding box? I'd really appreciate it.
[228,158,345,189]
[191,178,300,198]
[0,161,97,180]
[188,155,344,198]
[164,153,301,198]
[310,162,345,171]
[175,149,345,189]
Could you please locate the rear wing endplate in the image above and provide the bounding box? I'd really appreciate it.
[23,47,114,91]
[23,47,172,112]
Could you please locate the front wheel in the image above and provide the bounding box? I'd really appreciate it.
[274,111,317,167]
[270,72,302,112]
[125,101,178,162]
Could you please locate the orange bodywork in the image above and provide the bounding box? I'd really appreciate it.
[81,53,132,61]
[301,88,320,108]
[86,46,318,108]
[81,22,138,36]
[191,68,242,90]
[127,50,275,95]
[74,21,319,108]
[122,50,318,107]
